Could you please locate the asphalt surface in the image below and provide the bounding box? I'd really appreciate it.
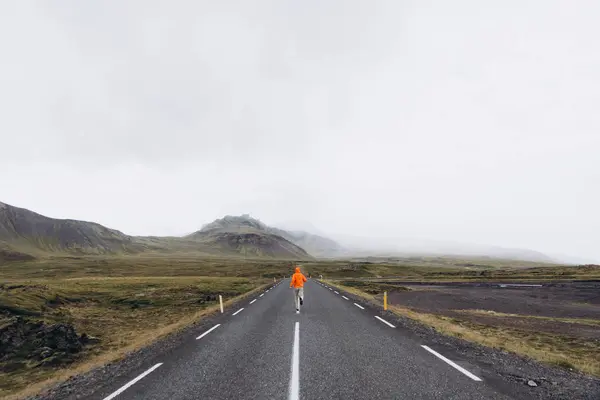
[89,279,518,400]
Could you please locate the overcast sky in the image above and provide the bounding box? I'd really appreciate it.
[1,1,599,261]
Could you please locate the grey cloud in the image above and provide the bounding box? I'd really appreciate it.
[1,1,599,261]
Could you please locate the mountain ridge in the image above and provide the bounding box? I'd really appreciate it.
[0,201,561,264]
[0,203,312,260]
[186,215,311,259]
[190,214,345,258]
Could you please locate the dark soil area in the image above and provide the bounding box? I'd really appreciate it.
[387,281,600,339]
[388,282,600,318]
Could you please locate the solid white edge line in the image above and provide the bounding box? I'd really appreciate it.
[353,303,365,310]
[250,299,257,304]
[374,315,396,328]
[196,324,221,340]
[289,321,300,400]
[342,296,349,300]
[102,363,163,400]
[421,345,482,381]
[232,308,244,316]
[334,291,339,294]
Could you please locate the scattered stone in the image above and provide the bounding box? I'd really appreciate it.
[80,333,101,345]
[37,347,54,360]
[528,380,538,387]
[0,317,96,370]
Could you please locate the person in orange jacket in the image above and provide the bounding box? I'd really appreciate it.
[290,266,307,313]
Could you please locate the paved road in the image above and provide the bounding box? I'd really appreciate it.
[90,280,517,400]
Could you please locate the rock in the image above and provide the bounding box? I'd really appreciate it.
[32,346,55,360]
[38,355,64,368]
[80,334,101,345]
[528,380,538,387]
[0,317,86,369]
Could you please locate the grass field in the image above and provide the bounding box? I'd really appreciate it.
[0,256,277,399]
[1,254,596,399]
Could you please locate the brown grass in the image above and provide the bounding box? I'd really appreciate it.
[1,277,270,400]
[455,309,600,327]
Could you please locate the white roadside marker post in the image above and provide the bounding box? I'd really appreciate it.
[219,295,224,313]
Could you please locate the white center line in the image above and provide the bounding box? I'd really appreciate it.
[334,291,339,294]
[375,316,396,328]
[353,303,365,310]
[342,296,349,300]
[260,294,265,297]
[421,345,482,381]
[250,299,257,304]
[232,308,244,316]
[102,363,163,400]
[196,324,221,340]
[289,321,300,400]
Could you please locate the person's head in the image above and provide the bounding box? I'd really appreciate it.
[295,266,301,273]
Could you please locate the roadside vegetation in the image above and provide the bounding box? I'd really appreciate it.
[2,255,597,399]
[0,257,274,399]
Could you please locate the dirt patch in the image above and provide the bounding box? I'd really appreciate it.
[448,311,600,339]
[388,282,600,320]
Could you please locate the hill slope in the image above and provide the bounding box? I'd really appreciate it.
[0,204,314,260]
[187,215,312,259]
[0,202,145,256]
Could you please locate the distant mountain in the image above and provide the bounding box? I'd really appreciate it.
[192,214,346,257]
[269,228,346,258]
[329,233,556,263]
[0,201,146,256]
[187,215,312,259]
[0,204,312,260]
[0,201,562,264]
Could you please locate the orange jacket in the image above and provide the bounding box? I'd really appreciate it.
[290,267,307,288]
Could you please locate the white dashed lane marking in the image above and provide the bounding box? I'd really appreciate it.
[375,316,396,328]
[421,345,482,381]
[196,324,221,340]
[102,363,163,400]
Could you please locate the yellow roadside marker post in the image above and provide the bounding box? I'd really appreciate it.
[384,291,388,311]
